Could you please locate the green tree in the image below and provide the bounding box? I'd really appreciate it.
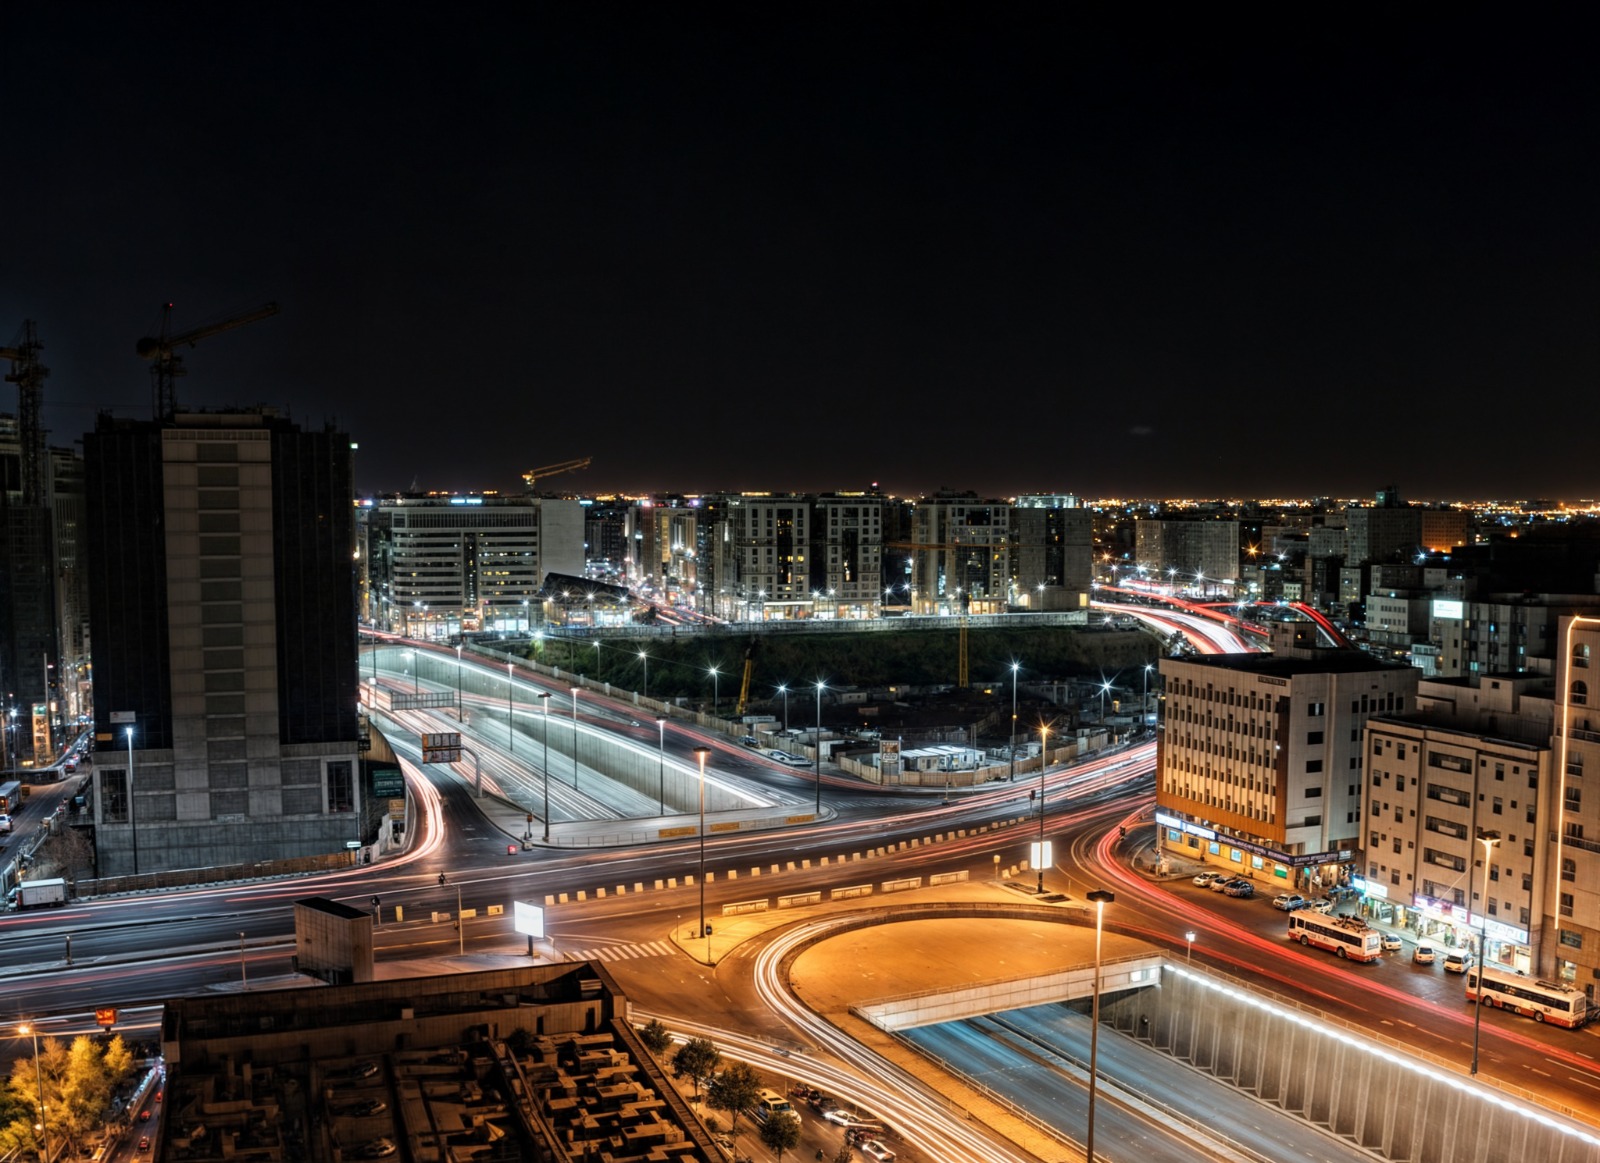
[705,1061,761,1148]
[757,1109,801,1161]
[636,1019,672,1055]
[833,1144,854,1163]
[0,1034,136,1157]
[670,1037,720,1100]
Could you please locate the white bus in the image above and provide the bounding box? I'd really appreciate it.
[1287,910,1383,962]
[1466,965,1590,1028]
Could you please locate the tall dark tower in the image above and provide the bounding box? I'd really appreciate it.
[84,409,358,874]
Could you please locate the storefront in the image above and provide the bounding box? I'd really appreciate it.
[1357,889,1533,974]
[1155,812,1352,891]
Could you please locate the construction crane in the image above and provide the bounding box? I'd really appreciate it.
[885,538,1001,688]
[734,638,758,717]
[522,456,592,490]
[137,301,280,420]
[1,321,49,506]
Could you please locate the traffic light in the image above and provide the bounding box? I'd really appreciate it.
[371,896,381,909]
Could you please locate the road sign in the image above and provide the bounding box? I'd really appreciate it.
[109,711,135,724]
[95,1007,118,1028]
[421,732,461,764]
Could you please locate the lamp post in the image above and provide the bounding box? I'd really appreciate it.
[1009,661,1020,782]
[239,931,248,986]
[506,662,515,755]
[407,649,418,695]
[778,684,789,734]
[656,717,667,816]
[455,644,464,717]
[708,666,720,722]
[1086,889,1115,1163]
[1142,663,1154,729]
[1185,929,1196,964]
[1036,724,1050,893]
[1099,679,1113,724]
[1471,829,1502,1076]
[639,651,649,700]
[538,693,551,840]
[814,681,826,813]
[694,747,711,946]
[18,1022,47,1161]
[571,687,581,789]
[126,725,138,876]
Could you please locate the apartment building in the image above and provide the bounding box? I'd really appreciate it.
[1435,594,1600,680]
[84,410,360,874]
[365,493,583,637]
[1554,615,1600,996]
[813,492,884,618]
[1156,625,1418,890]
[1135,518,1240,585]
[907,495,1012,612]
[1012,497,1092,611]
[724,494,813,619]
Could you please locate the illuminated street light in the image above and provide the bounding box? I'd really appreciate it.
[506,662,515,754]
[1185,929,1196,963]
[1471,829,1502,1076]
[815,681,827,813]
[656,717,667,815]
[694,746,712,947]
[17,1022,47,1160]
[571,687,581,789]
[1086,889,1115,1163]
[639,650,649,700]
[1036,723,1050,893]
[708,665,720,722]
[538,693,551,840]
[1009,661,1020,783]
[455,643,464,716]
[777,684,789,734]
[407,649,419,695]
[1142,663,1155,729]
[127,725,138,876]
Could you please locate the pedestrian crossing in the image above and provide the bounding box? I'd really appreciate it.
[564,940,677,963]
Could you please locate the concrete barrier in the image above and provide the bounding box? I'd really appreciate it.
[831,884,873,901]
[777,891,823,909]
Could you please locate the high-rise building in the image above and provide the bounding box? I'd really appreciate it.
[1156,625,1418,889]
[1134,518,1240,587]
[1553,615,1600,995]
[84,410,360,875]
[0,414,60,765]
[1012,496,1092,612]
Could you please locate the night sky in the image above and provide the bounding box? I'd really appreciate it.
[6,8,1596,501]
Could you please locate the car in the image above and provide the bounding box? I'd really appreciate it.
[1208,876,1237,893]
[1193,871,1221,887]
[740,735,760,747]
[859,1140,896,1161]
[1413,944,1436,965]
[1381,933,1403,953]
[823,1108,855,1126]
[1443,950,1471,974]
[345,1098,388,1117]
[1272,894,1306,911]
[358,1139,398,1159]
[1304,897,1335,914]
[1224,880,1255,898]
[140,1108,152,1121]
[138,1137,151,1151]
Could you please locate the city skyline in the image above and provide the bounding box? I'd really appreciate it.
[5,10,1596,500]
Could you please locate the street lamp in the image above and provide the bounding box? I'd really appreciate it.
[407,649,419,695]
[455,644,464,717]
[126,725,138,876]
[639,650,649,700]
[1142,663,1154,729]
[239,931,248,986]
[538,693,551,840]
[1185,929,1196,964]
[656,717,667,815]
[1099,679,1113,724]
[814,681,827,813]
[694,746,712,946]
[777,684,789,734]
[571,687,581,789]
[1086,889,1115,1163]
[708,666,720,722]
[1471,829,1502,1076]
[1009,661,1020,782]
[506,662,515,755]
[18,1022,47,1160]
[1036,724,1050,893]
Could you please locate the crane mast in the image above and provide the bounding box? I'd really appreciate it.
[1,320,49,506]
[522,456,593,490]
[137,301,280,420]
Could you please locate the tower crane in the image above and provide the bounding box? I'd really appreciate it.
[137,301,280,420]
[1,321,49,506]
[522,456,593,490]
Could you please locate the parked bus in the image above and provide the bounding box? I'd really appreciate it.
[1466,965,1590,1027]
[0,780,21,814]
[1287,909,1383,962]
[754,1089,799,1126]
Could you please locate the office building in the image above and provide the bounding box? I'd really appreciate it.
[1156,625,1418,889]
[84,409,360,875]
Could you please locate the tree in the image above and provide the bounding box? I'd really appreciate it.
[636,1019,672,1055]
[705,1061,761,1149]
[833,1144,854,1163]
[0,1034,136,1157]
[757,1109,801,1161]
[670,1037,720,1100]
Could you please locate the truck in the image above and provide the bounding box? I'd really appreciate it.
[16,877,68,910]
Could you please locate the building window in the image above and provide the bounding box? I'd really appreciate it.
[1567,787,1583,813]
[102,769,129,823]
[1561,929,1584,949]
[1563,857,1577,882]
[1307,731,1324,745]
[1492,797,1503,815]
[1308,702,1325,717]
[1306,786,1322,798]
[1306,760,1324,773]
[1574,680,1589,707]
[327,761,354,813]
[1575,643,1591,670]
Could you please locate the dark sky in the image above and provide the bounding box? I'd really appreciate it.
[6,8,1596,501]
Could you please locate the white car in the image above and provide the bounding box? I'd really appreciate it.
[859,1141,896,1161]
[1380,933,1403,953]
[1271,894,1306,911]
